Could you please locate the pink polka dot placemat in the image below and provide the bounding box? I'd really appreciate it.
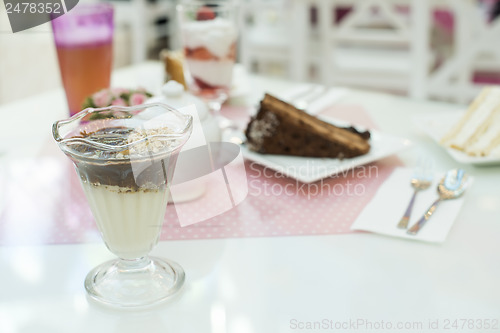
[0,105,402,246]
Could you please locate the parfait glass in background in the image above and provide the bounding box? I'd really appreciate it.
[177,0,238,118]
[53,104,192,308]
[51,4,114,116]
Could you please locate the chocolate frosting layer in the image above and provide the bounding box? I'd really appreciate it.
[73,155,178,191]
[66,127,180,190]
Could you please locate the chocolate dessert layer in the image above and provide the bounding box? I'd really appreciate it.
[245,94,371,158]
[66,127,179,190]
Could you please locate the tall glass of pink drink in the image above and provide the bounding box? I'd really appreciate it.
[51,4,114,116]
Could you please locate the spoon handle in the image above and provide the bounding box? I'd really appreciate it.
[397,189,418,229]
[407,198,442,235]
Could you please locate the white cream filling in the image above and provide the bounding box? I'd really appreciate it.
[182,18,237,59]
[81,182,169,260]
[448,92,500,148]
[186,59,234,87]
[465,113,500,156]
[442,87,500,156]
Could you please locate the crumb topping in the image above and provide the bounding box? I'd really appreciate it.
[247,112,280,150]
[72,127,180,159]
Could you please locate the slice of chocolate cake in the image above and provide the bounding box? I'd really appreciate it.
[245,94,371,158]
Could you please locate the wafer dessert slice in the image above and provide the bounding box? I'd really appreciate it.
[161,49,187,89]
[441,87,500,157]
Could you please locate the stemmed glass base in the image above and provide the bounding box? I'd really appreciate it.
[84,256,185,308]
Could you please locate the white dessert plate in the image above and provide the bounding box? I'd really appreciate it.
[240,116,412,183]
[413,111,500,166]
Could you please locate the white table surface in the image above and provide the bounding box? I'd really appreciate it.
[0,62,499,333]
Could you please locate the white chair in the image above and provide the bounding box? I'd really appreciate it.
[427,0,500,103]
[315,0,431,99]
[239,0,319,80]
[239,0,291,77]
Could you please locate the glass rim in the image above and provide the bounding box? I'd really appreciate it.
[64,3,114,17]
[52,103,193,153]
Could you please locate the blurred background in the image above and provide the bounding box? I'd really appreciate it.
[1,0,500,105]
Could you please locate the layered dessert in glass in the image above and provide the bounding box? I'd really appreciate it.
[75,127,178,259]
[178,2,238,102]
[53,103,192,307]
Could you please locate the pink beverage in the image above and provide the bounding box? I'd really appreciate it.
[51,4,114,116]
[56,42,112,115]
[178,3,238,101]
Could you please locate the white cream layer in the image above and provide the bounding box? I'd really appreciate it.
[182,18,237,59]
[81,182,169,260]
[465,111,500,156]
[187,59,234,87]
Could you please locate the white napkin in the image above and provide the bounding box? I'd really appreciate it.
[351,167,471,243]
[277,84,349,115]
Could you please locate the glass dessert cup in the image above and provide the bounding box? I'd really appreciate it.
[53,103,193,308]
[177,1,238,122]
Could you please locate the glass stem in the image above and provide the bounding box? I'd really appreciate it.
[117,256,152,271]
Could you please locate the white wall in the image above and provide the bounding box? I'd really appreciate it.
[0,7,61,104]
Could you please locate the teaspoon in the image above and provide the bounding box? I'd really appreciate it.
[407,169,469,235]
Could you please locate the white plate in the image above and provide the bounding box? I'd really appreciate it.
[241,116,412,183]
[414,111,500,166]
